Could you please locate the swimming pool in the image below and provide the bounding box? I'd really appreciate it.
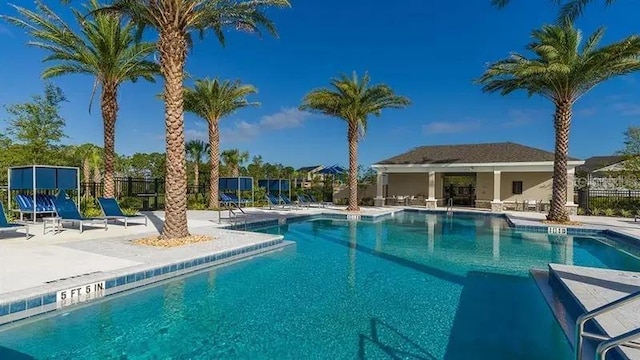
[2,211,640,359]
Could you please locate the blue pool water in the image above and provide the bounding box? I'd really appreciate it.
[2,212,640,359]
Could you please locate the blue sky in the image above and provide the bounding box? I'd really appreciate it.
[0,0,639,168]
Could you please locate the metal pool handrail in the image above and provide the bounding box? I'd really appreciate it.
[575,290,640,360]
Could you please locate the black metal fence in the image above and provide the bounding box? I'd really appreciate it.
[576,188,640,213]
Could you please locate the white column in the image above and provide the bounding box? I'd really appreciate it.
[374,172,385,207]
[493,170,501,202]
[566,168,575,205]
[428,171,436,200]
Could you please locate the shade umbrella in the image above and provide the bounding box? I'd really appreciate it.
[319,165,347,202]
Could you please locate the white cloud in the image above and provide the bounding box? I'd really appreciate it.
[613,102,640,116]
[422,120,482,134]
[503,109,544,127]
[219,108,311,142]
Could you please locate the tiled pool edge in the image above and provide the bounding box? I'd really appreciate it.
[0,237,290,327]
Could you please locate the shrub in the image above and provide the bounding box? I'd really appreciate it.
[119,197,143,210]
[577,208,585,216]
[187,198,207,210]
[620,209,633,218]
[360,197,374,206]
[591,208,603,216]
[253,187,268,207]
[603,208,616,217]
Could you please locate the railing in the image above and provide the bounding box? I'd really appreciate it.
[446,198,453,214]
[575,290,640,360]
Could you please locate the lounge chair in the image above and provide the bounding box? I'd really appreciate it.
[0,202,29,240]
[52,195,108,233]
[266,194,286,209]
[221,193,250,207]
[280,195,301,209]
[97,197,148,228]
[306,193,328,207]
[14,193,57,221]
[297,194,311,207]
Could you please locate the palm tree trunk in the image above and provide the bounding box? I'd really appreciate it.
[208,118,220,209]
[547,100,572,222]
[83,158,91,198]
[101,83,118,198]
[159,27,189,239]
[232,166,239,178]
[347,121,360,211]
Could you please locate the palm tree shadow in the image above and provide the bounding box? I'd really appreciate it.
[143,211,164,233]
[0,346,36,359]
[358,318,436,360]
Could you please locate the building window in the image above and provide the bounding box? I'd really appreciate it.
[512,181,523,194]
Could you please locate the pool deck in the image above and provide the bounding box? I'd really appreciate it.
[0,206,399,326]
[545,264,640,360]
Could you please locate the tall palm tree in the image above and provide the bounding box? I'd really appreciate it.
[221,149,249,178]
[100,0,290,239]
[184,78,258,208]
[300,72,410,211]
[3,0,158,199]
[477,21,640,222]
[491,0,615,20]
[185,139,209,192]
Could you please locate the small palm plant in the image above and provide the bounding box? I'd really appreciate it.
[300,72,410,211]
[3,0,158,199]
[185,139,210,193]
[184,79,258,208]
[477,21,640,222]
[221,149,249,178]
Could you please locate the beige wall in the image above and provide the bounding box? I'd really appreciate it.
[475,171,553,202]
[387,173,429,197]
[500,172,553,202]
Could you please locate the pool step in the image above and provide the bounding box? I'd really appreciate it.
[532,265,640,360]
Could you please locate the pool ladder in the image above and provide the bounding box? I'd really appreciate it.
[575,290,640,360]
[446,198,453,215]
[218,203,248,230]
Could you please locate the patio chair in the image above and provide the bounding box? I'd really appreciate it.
[52,195,108,233]
[0,202,29,240]
[97,197,148,228]
[224,193,250,207]
[306,193,328,207]
[14,193,57,221]
[525,200,539,212]
[280,195,301,209]
[266,194,287,210]
[297,194,311,207]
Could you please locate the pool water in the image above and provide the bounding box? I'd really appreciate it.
[2,212,640,359]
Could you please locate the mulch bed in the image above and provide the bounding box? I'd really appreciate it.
[133,235,213,248]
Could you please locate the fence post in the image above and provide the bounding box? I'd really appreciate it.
[127,177,133,197]
[154,178,159,210]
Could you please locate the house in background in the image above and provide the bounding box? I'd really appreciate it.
[370,142,585,213]
[295,165,324,188]
[576,155,627,190]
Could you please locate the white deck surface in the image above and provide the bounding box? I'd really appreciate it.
[551,264,640,359]
[0,207,397,303]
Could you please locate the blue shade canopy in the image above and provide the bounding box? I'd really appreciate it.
[9,166,79,190]
[257,179,290,192]
[319,165,347,175]
[219,177,253,191]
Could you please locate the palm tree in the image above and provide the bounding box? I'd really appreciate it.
[477,21,640,222]
[491,0,615,20]
[185,139,210,193]
[3,0,158,199]
[90,149,103,184]
[100,0,290,239]
[184,78,258,208]
[221,149,249,178]
[300,72,410,211]
[77,144,102,198]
